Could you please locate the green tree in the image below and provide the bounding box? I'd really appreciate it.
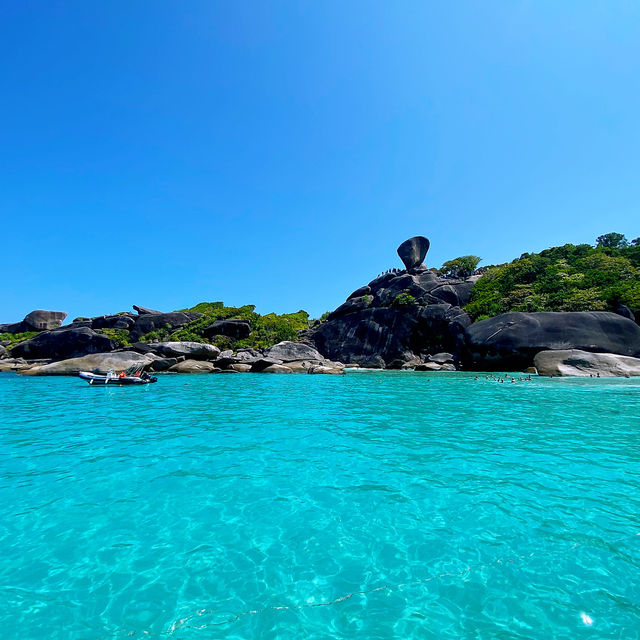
[465,240,640,320]
[596,232,628,249]
[439,255,482,279]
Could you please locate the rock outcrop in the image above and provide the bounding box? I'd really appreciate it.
[313,303,471,368]
[465,311,640,370]
[10,327,115,360]
[614,304,636,322]
[133,341,220,360]
[167,360,218,373]
[21,351,156,375]
[397,236,430,272]
[263,341,324,362]
[129,312,202,340]
[534,349,640,377]
[261,364,293,373]
[310,236,477,367]
[0,309,67,333]
[203,319,251,339]
[0,358,32,372]
[133,305,162,315]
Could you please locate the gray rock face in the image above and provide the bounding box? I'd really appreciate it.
[250,358,284,372]
[130,312,201,340]
[465,311,640,370]
[313,305,470,367]
[0,345,5,359]
[133,305,162,315]
[264,341,324,362]
[415,362,456,371]
[347,285,372,301]
[230,363,252,373]
[261,364,293,374]
[21,351,156,376]
[0,309,67,333]
[614,304,635,322]
[146,341,220,360]
[23,310,67,330]
[91,314,136,330]
[310,248,477,368]
[397,236,430,271]
[328,296,373,320]
[168,359,218,373]
[203,319,251,339]
[0,358,32,372]
[10,327,115,361]
[149,357,181,372]
[534,349,640,377]
[429,352,455,364]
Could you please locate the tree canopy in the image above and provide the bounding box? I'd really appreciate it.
[596,232,629,249]
[438,255,482,279]
[464,234,640,320]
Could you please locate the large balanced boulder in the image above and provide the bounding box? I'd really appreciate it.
[129,312,201,339]
[465,311,640,370]
[397,236,430,271]
[10,327,115,361]
[21,351,156,376]
[263,341,324,362]
[534,349,640,377]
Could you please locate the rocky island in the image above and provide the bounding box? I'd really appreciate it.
[2,235,640,378]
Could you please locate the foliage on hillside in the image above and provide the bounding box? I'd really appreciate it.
[465,234,640,320]
[1,331,39,351]
[437,255,482,279]
[100,328,132,347]
[138,302,310,350]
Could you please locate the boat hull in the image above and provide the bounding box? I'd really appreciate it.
[78,372,157,385]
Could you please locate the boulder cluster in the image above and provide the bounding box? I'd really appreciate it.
[3,235,640,378]
[309,236,640,375]
[0,309,345,376]
[311,236,477,369]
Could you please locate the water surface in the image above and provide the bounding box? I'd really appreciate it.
[1,371,639,639]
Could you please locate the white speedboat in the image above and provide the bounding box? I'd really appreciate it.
[78,368,157,386]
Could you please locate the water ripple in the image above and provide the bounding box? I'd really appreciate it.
[1,371,639,639]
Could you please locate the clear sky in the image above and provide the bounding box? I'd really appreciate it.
[2,1,639,323]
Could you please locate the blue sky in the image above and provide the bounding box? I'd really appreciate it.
[2,1,639,322]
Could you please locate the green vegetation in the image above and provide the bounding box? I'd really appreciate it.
[137,302,310,350]
[438,255,482,279]
[238,311,309,349]
[393,291,417,307]
[0,331,39,352]
[99,328,132,347]
[171,303,259,344]
[596,232,630,249]
[465,233,640,320]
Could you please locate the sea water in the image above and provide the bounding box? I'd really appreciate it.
[0,371,639,639]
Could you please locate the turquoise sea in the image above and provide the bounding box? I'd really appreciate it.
[1,371,639,639]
